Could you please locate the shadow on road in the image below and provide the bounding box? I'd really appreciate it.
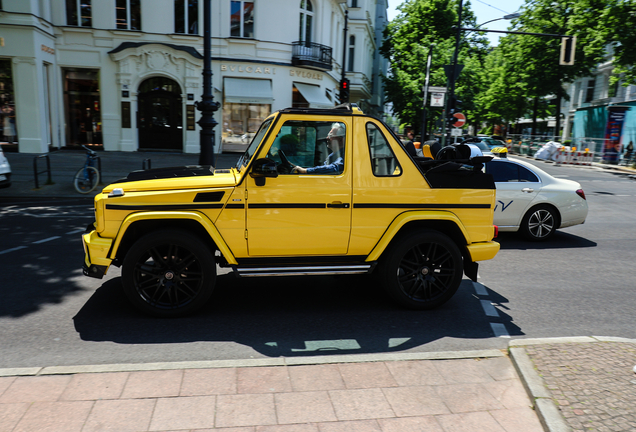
[73,274,523,357]
[497,231,597,250]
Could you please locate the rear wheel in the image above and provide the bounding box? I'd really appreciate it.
[73,166,100,194]
[521,205,557,241]
[379,229,463,309]
[122,229,216,317]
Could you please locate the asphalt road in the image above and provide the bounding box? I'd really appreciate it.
[1,158,635,369]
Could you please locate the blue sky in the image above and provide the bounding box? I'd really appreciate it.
[387,0,525,45]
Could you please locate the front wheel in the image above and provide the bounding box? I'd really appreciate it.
[521,205,557,241]
[379,229,463,310]
[122,229,216,317]
[73,166,100,194]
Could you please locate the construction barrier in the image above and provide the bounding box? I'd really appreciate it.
[555,148,594,165]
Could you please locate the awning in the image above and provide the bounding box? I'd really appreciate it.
[224,78,274,104]
[294,83,334,109]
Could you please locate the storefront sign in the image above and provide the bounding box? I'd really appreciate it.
[603,106,628,163]
[41,45,55,54]
[221,64,276,75]
[289,70,323,80]
[186,105,196,131]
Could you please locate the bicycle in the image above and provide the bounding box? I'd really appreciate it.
[73,145,101,194]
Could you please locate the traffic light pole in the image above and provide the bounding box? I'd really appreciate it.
[340,9,349,103]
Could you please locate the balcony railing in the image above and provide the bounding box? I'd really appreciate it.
[291,41,333,71]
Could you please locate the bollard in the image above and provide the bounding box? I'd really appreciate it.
[143,158,152,170]
[33,154,53,189]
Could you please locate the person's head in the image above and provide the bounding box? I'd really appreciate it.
[327,122,345,151]
[407,131,414,140]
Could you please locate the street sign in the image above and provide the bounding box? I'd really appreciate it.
[430,92,444,107]
[452,112,466,127]
[428,86,447,93]
[451,128,463,136]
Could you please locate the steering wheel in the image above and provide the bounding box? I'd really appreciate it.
[277,149,295,174]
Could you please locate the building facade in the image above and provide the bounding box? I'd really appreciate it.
[563,46,636,158]
[0,0,388,154]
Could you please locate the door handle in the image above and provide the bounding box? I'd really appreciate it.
[327,202,350,209]
[522,188,534,193]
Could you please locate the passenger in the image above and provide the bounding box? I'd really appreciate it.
[403,130,417,157]
[293,122,345,174]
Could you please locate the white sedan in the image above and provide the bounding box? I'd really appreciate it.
[484,156,588,241]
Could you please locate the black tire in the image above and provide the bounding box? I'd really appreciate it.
[379,229,463,309]
[521,205,558,241]
[122,229,216,317]
[73,166,100,194]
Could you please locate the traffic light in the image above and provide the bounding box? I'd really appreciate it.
[560,36,576,65]
[448,96,462,125]
[339,78,350,103]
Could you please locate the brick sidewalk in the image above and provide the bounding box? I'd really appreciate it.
[0,356,543,432]
[525,341,636,432]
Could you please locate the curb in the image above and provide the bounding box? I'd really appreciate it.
[508,336,636,432]
[0,348,505,377]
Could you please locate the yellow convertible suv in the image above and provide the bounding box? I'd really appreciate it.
[83,104,499,317]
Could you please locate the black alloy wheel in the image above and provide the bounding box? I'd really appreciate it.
[380,229,463,309]
[521,205,557,241]
[122,229,216,317]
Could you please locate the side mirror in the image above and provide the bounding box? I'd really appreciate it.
[250,158,278,186]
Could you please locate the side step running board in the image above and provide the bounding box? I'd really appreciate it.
[233,263,374,277]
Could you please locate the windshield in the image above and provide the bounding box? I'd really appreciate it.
[236,117,273,171]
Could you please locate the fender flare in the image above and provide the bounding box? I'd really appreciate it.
[110,210,238,265]
[365,210,470,262]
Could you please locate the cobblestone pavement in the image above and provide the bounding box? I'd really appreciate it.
[525,342,636,432]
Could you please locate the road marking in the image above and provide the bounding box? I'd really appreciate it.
[490,323,510,338]
[473,282,489,296]
[32,236,61,244]
[0,246,27,255]
[480,300,500,317]
[66,228,85,235]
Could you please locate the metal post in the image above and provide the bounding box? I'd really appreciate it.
[340,9,349,103]
[447,0,463,145]
[421,44,434,140]
[197,0,219,166]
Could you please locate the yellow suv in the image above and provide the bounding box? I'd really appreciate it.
[83,105,499,317]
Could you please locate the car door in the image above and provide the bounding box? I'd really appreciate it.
[245,117,352,256]
[486,160,542,228]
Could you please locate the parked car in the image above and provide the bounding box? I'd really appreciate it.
[484,156,588,241]
[475,135,507,150]
[0,145,11,188]
[82,104,500,317]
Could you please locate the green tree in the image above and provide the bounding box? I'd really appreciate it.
[380,0,488,135]
[481,0,609,135]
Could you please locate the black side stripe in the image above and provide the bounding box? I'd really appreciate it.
[225,204,245,209]
[106,204,223,211]
[248,203,326,209]
[353,203,491,209]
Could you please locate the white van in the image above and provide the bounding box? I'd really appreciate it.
[0,145,11,188]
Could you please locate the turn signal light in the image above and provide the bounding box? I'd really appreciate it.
[493,225,499,238]
[576,189,586,200]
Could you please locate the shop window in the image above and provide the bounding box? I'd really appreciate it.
[66,0,92,27]
[299,0,313,43]
[348,35,355,72]
[0,59,17,145]
[116,0,141,30]
[231,1,254,38]
[175,0,198,34]
[64,69,102,148]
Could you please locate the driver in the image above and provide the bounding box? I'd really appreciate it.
[293,122,345,174]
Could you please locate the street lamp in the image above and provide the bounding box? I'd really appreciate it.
[197,0,220,166]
